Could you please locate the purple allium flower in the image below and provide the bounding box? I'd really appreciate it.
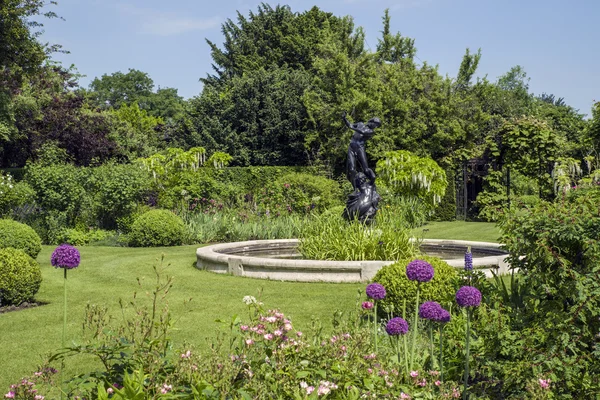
[51,244,80,269]
[464,251,473,271]
[385,317,409,336]
[406,259,434,283]
[456,286,482,308]
[435,308,451,323]
[419,301,442,320]
[366,283,386,300]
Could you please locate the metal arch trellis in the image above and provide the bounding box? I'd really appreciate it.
[455,158,489,220]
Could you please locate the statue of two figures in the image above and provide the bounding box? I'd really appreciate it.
[341,111,382,224]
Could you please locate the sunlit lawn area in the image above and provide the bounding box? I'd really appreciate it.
[0,221,500,389]
[414,220,501,243]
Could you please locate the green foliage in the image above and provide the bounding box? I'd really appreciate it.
[372,256,458,315]
[0,247,42,306]
[0,0,60,141]
[0,219,42,258]
[258,173,342,214]
[432,167,456,221]
[109,102,164,160]
[0,172,35,217]
[87,68,154,110]
[194,66,312,166]
[24,163,86,223]
[127,209,186,247]
[376,150,447,212]
[184,212,307,244]
[488,116,562,199]
[54,228,115,247]
[158,172,224,211]
[198,4,365,166]
[375,9,415,63]
[299,209,418,261]
[206,151,233,168]
[477,190,600,396]
[87,163,152,229]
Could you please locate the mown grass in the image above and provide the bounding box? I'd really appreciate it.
[414,221,501,243]
[0,245,364,390]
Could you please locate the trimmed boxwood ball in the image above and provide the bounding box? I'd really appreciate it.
[372,255,458,315]
[128,209,186,247]
[0,247,42,306]
[0,219,42,258]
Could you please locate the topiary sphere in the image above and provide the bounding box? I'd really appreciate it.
[0,219,42,258]
[128,209,186,247]
[0,247,42,306]
[372,255,458,315]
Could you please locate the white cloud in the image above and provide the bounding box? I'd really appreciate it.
[117,4,220,36]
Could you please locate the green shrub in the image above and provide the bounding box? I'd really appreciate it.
[0,247,42,306]
[258,173,343,214]
[55,228,116,246]
[0,172,36,217]
[372,256,458,314]
[128,209,186,247]
[24,163,86,217]
[479,190,600,396]
[0,219,42,258]
[158,172,224,210]
[88,163,152,230]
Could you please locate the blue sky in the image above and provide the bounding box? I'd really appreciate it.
[40,0,599,116]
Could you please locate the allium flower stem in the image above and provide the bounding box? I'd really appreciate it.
[439,325,444,381]
[410,282,420,371]
[63,268,67,348]
[373,302,378,353]
[428,322,434,371]
[61,268,67,400]
[463,308,472,400]
[403,299,409,377]
[395,336,402,373]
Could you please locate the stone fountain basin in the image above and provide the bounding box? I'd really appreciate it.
[196,239,509,283]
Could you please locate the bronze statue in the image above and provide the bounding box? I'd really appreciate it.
[342,172,381,223]
[341,112,381,223]
[342,111,381,188]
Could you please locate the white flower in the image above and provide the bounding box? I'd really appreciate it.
[242,295,257,305]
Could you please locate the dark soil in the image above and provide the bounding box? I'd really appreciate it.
[0,301,46,314]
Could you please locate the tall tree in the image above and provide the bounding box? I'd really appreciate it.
[203,4,364,85]
[375,9,415,63]
[87,69,154,110]
[196,4,366,166]
[0,0,62,140]
[455,48,481,90]
[1,66,117,166]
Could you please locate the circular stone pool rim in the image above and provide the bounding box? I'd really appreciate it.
[196,239,509,283]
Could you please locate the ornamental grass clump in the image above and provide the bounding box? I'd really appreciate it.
[406,259,434,371]
[456,286,481,399]
[365,283,386,352]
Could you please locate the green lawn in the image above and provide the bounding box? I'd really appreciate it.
[0,245,364,390]
[413,221,501,243]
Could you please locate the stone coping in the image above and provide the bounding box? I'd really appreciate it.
[196,239,509,283]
